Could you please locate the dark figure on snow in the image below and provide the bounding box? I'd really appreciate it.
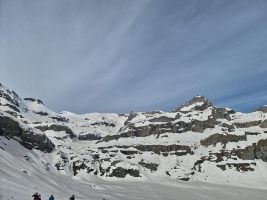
[69,194,75,200]
[49,195,54,200]
[32,193,41,200]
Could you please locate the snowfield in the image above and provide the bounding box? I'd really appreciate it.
[1,139,267,200]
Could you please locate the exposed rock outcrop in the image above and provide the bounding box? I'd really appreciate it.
[234,120,262,128]
[91,122,115,127]
[103,117,218,142]
[217,163,255,172]
[124,111,138,125]
[73,160,94,176]
[33,111,49,116]
[211,107,235,121]
[78,133,102,141]
[149,116,174,123]
[102,123,172,142]
[134,144,194,155]
[0,88,21,108]
[138,160,159,172]
[35,124,75,138]
[260,120,267,128]
[201,133,247,147]
[257,105,267,113]
[99,144,193,156]
[234,139,267,161]
[51,116,69,122]
[0,115,54,152]
[108,167,140,178]
[172,118,217,133]
[24,98,44,105]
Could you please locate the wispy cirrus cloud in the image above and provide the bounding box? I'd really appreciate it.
[1,0,267,113]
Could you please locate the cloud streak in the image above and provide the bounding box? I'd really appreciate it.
[1,0,267,113]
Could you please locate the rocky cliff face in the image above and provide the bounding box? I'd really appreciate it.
[0,84,54,152]
[0,114,54,152]
[1,83,267,185]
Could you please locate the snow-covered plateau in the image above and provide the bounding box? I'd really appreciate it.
[1,83,267,200]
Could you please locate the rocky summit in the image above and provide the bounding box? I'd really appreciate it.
[1,83,267,187]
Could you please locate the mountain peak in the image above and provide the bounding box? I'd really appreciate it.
[189,95,210,103]
[173,95,213,112]
[256,105,267,113]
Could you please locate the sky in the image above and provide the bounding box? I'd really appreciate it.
[0,0,267,114]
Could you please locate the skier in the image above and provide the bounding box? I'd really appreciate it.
[32,193,41,200]
[49,195,54,200]
[69,194,75,200]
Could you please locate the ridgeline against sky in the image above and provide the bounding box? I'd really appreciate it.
[0,0,267,113]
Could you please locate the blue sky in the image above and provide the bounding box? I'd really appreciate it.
[1,0,267,113]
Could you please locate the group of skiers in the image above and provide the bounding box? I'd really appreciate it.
[32,193,75,200]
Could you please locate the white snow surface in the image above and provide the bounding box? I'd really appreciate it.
[1,138,267,200]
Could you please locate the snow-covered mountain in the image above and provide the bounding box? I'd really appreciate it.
[1,83,267,199]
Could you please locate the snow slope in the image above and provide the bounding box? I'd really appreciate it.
[1,138,267,200]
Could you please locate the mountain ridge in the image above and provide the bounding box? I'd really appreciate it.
[1,83,267,189]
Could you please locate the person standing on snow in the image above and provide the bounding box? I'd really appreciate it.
[32,193,41,200]
[69,194,75,200]
[49,195,54,200]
